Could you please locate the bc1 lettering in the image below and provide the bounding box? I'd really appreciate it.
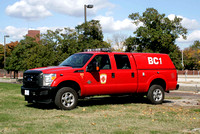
[148,57,162,65]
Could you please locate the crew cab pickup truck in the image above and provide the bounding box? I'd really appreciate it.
[21,48,179,110]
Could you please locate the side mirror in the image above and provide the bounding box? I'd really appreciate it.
[95,62,100,71]
[86,62,100,72]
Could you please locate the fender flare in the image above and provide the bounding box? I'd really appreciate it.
[145,74,167,92]
[51,76,84,95]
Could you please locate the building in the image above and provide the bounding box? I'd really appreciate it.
[26,30,40,42]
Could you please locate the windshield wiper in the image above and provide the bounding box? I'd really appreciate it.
[61,64,71,67]
[71,66,83,68]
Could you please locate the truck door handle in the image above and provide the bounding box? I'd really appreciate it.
[132,73,134,78]
[112,73,115,78]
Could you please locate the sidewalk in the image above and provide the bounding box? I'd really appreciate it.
[0,78,23,83]
[178,75,200,91]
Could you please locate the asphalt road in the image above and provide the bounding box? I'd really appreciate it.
[166,91,200,99]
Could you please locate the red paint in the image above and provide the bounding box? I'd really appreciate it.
[31,51,178,96]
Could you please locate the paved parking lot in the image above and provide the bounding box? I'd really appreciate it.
[166,75,200,107]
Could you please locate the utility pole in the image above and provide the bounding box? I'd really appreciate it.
[181,49,184,70]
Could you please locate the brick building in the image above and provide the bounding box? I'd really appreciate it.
[26,30,40,42]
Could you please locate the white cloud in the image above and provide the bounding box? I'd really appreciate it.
[0,26,69,41]
[45,0,114,17]
[6,0,114,20]
[177,30,200,43]
[181,18,200,30]
[168,14,200,30]
[94,15,141,33]
[168,14,200,48]
[2,26,28,40]
[167,14,176,21]
[6,0,52,20]
[0,15,139,44]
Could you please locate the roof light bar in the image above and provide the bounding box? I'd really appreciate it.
[84,48,111,52]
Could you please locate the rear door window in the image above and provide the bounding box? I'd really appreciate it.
[114,54,131,69]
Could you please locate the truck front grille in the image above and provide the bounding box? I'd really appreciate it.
[23,70,43,88]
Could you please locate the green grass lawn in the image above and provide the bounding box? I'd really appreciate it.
[0,83,199,134]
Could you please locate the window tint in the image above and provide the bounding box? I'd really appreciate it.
[114,55,131,69]
[89,55,111,69]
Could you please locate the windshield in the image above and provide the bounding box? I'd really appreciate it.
[59,53,93,68]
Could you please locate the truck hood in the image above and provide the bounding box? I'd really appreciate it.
[30,66,74,73]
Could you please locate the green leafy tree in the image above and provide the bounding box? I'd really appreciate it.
[183,40,200,70]
[76,20,104,41]
[41,26,110,64]
[0,42,18,69]
[125,8,187,69]
[76,20,110,49]
[6,36,57,71]
[6,21,110,71]
[41,28,77,63]
[0,44,4,68]
[6,36,39,71]
[124,37,138,52]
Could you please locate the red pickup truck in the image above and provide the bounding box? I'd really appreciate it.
[21,48,179,110]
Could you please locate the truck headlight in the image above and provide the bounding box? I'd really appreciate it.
[43,74,56,86]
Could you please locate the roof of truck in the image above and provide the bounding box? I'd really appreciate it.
[80,50,175,70]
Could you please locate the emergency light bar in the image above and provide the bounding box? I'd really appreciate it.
[84,48,111,52]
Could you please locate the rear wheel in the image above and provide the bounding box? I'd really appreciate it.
[55,87,78,110]
[147,85,164,104]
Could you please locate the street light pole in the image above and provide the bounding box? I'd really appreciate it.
[4,35,9,69]
[181,49,184,70]
[84,5,87,24]
[84,4,93,48]
[84,4,94,24]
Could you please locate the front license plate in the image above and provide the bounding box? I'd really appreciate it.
[25,90,30,96]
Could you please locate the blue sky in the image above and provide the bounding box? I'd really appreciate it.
[0,0,200,50]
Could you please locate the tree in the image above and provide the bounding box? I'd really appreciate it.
[124,37,138,52]
[41,28,79,63]
[111,33,127,51]
[76,20,104,41]
[6,21,110,71]
[183,40,200,70]
[0,44,4,68]
[6,36,58,71]
[125,8,187,69]
[6,36,39,71]
[0,41,18,69]
[6,41,18,56]
[75,20,110,49]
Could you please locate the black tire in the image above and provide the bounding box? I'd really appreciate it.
[147,85,164,104]
[55,87,78,110]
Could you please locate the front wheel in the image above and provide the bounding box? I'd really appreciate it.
[55,87,78,110]
[147,85,164,104]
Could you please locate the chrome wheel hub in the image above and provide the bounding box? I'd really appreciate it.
[153,89,162,101]
[61,92,75,107]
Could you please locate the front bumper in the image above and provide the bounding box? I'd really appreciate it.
[21,86,57,104]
